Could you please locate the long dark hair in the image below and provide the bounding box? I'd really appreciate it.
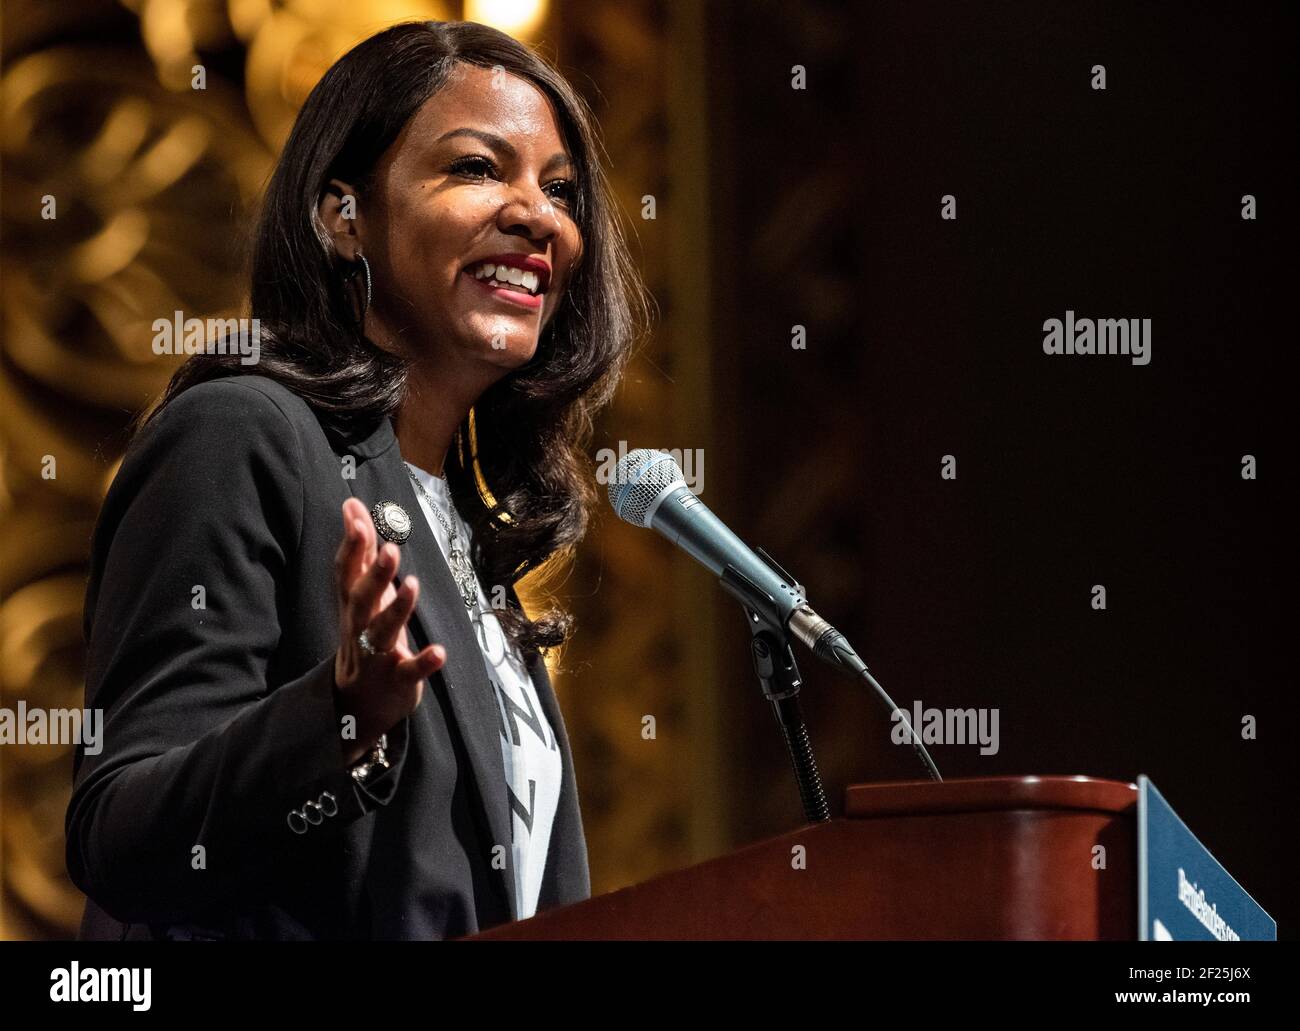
[143,20,649,660]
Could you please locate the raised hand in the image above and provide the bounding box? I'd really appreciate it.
[333,497,446,765]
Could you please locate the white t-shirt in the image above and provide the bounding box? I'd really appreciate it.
[405,462,562,921]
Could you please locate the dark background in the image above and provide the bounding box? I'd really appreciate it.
[695,0,1296,936]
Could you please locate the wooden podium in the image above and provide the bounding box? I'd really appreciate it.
[469,776,1139,940]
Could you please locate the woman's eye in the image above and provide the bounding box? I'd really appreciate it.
[544,179,576,205]
[450,155,497,179]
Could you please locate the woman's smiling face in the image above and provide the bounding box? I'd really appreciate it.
[326,62,582,379]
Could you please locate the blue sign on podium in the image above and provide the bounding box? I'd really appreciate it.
[1138,776,1276,941]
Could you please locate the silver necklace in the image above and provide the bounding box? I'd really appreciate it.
[405,464,479,611]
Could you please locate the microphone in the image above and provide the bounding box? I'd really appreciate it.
[607,448,941,782]
[605,448,859,675]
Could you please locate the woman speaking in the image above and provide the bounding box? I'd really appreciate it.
[66,20,648,940]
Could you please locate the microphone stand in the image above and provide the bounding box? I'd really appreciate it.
[743,608,831,824]
[734,547,942,811]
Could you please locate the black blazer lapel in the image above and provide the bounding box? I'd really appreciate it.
[339,416,518,921]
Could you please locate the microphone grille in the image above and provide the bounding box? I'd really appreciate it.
[607,449,684,527]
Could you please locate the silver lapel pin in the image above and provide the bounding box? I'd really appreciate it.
[370,500,412,545]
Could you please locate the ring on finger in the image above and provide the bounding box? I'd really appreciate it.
[357,629,387,657]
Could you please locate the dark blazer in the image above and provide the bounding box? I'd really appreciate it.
[67,374,591,940]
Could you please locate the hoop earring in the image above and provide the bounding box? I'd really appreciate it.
[342,254,372,323]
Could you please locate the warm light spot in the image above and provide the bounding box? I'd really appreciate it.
[464,0,548,38]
